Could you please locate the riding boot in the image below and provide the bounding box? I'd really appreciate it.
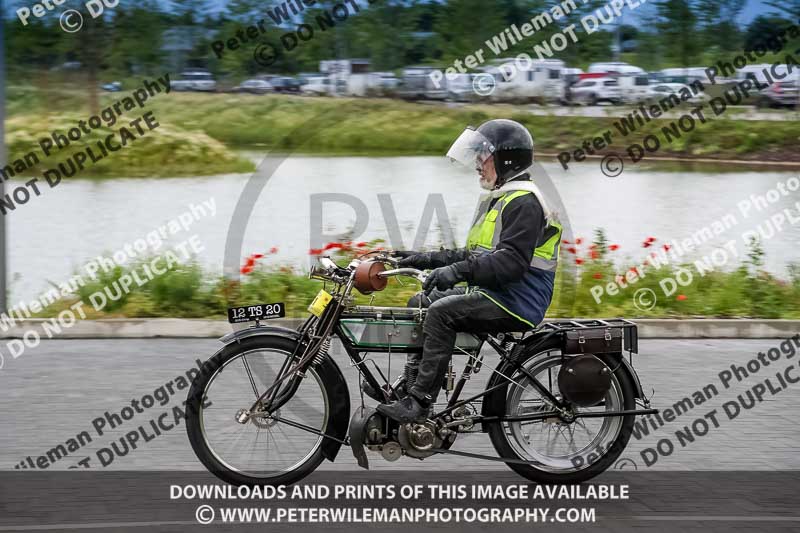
[376,394,430,423]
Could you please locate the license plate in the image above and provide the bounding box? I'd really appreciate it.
[227,303,285,324]
[308,290,333,317]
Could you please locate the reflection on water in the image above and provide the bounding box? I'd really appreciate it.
[7,156,800,303]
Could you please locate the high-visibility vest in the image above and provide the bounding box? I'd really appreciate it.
[464,190,562,327]
[467,190,563,271]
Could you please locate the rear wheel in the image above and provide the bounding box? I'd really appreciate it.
[186,336,330,486]
[487,342,636,484]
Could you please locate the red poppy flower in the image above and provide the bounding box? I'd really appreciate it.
[662,244,671,251]
[588,243,597,249]
[575,237,583,245]
[240,265,254,275]
[609,244,619,251]
[676,294,687,301]
[269,247,278,254]
[642,241,652,248]
[590,250,600,260]
[309,248,323,255]
[592,272,602,279]
[252,253,264,259]
[567,247,577,254]
[647,237,656,242]
[356,241,368,248]
[562,239,570,244]
[575,258,584,265]
[324,242,343,250]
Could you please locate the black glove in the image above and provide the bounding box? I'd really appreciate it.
[422,265,463,294]
[396,252,433,270]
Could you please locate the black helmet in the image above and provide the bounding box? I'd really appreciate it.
[446,119,534,185]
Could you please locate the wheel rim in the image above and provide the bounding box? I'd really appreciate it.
[503,352,624,473]
[199,348,329,478]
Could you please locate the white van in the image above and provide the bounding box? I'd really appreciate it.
[616,74,652,103]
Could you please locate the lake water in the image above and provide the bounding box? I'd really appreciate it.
[6,155,800,304]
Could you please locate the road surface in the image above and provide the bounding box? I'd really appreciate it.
[1,337,797,473]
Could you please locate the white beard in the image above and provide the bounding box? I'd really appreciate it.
[479,175,496,190]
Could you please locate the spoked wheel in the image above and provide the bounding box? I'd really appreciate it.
[186,336,330,486]
[488,344,636,484]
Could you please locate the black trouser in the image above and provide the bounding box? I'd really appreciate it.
[405,287,528,403]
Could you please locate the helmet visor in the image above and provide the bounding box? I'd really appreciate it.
[446,127,495,171]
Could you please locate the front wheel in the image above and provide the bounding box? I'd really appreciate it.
[487,344,636,484]
[186,336,332,486]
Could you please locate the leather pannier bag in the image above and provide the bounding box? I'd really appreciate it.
[563,327,623,355]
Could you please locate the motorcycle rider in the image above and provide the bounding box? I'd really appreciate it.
[376,119,563,423]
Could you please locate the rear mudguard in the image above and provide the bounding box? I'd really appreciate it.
[479,343,644,433]
[219,325,351,463]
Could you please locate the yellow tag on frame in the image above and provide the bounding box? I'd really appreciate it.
[308,290,333,317]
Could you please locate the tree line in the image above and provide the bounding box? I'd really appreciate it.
[5,0,800,82]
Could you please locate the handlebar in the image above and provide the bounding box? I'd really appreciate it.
[377,267,427,283]
[313,254,427,284]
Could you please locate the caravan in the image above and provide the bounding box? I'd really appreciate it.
[488,58,566,103]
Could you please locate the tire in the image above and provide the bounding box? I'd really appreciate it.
[487,341,636,484]
[186,336,331,486]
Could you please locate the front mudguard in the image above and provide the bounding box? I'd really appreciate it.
[219,325,351,463]
[479,349,645,433]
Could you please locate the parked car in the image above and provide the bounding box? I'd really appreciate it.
[366,72,401,97]
[232,79,273,94]
[646,83,707,105]
[270,77,301,93]
[301,76,333,96]
[171,70,216,92]
[397,66,447,100]
[570,77,621,105]
[756,78,799,108]
[446,73,479,102]
[101,81,122,92]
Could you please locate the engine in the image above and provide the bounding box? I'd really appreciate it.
[351,407,455,464]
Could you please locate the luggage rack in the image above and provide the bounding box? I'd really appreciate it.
[523,318,639,355]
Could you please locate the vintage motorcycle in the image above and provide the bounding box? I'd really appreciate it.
[186,253,657,486]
